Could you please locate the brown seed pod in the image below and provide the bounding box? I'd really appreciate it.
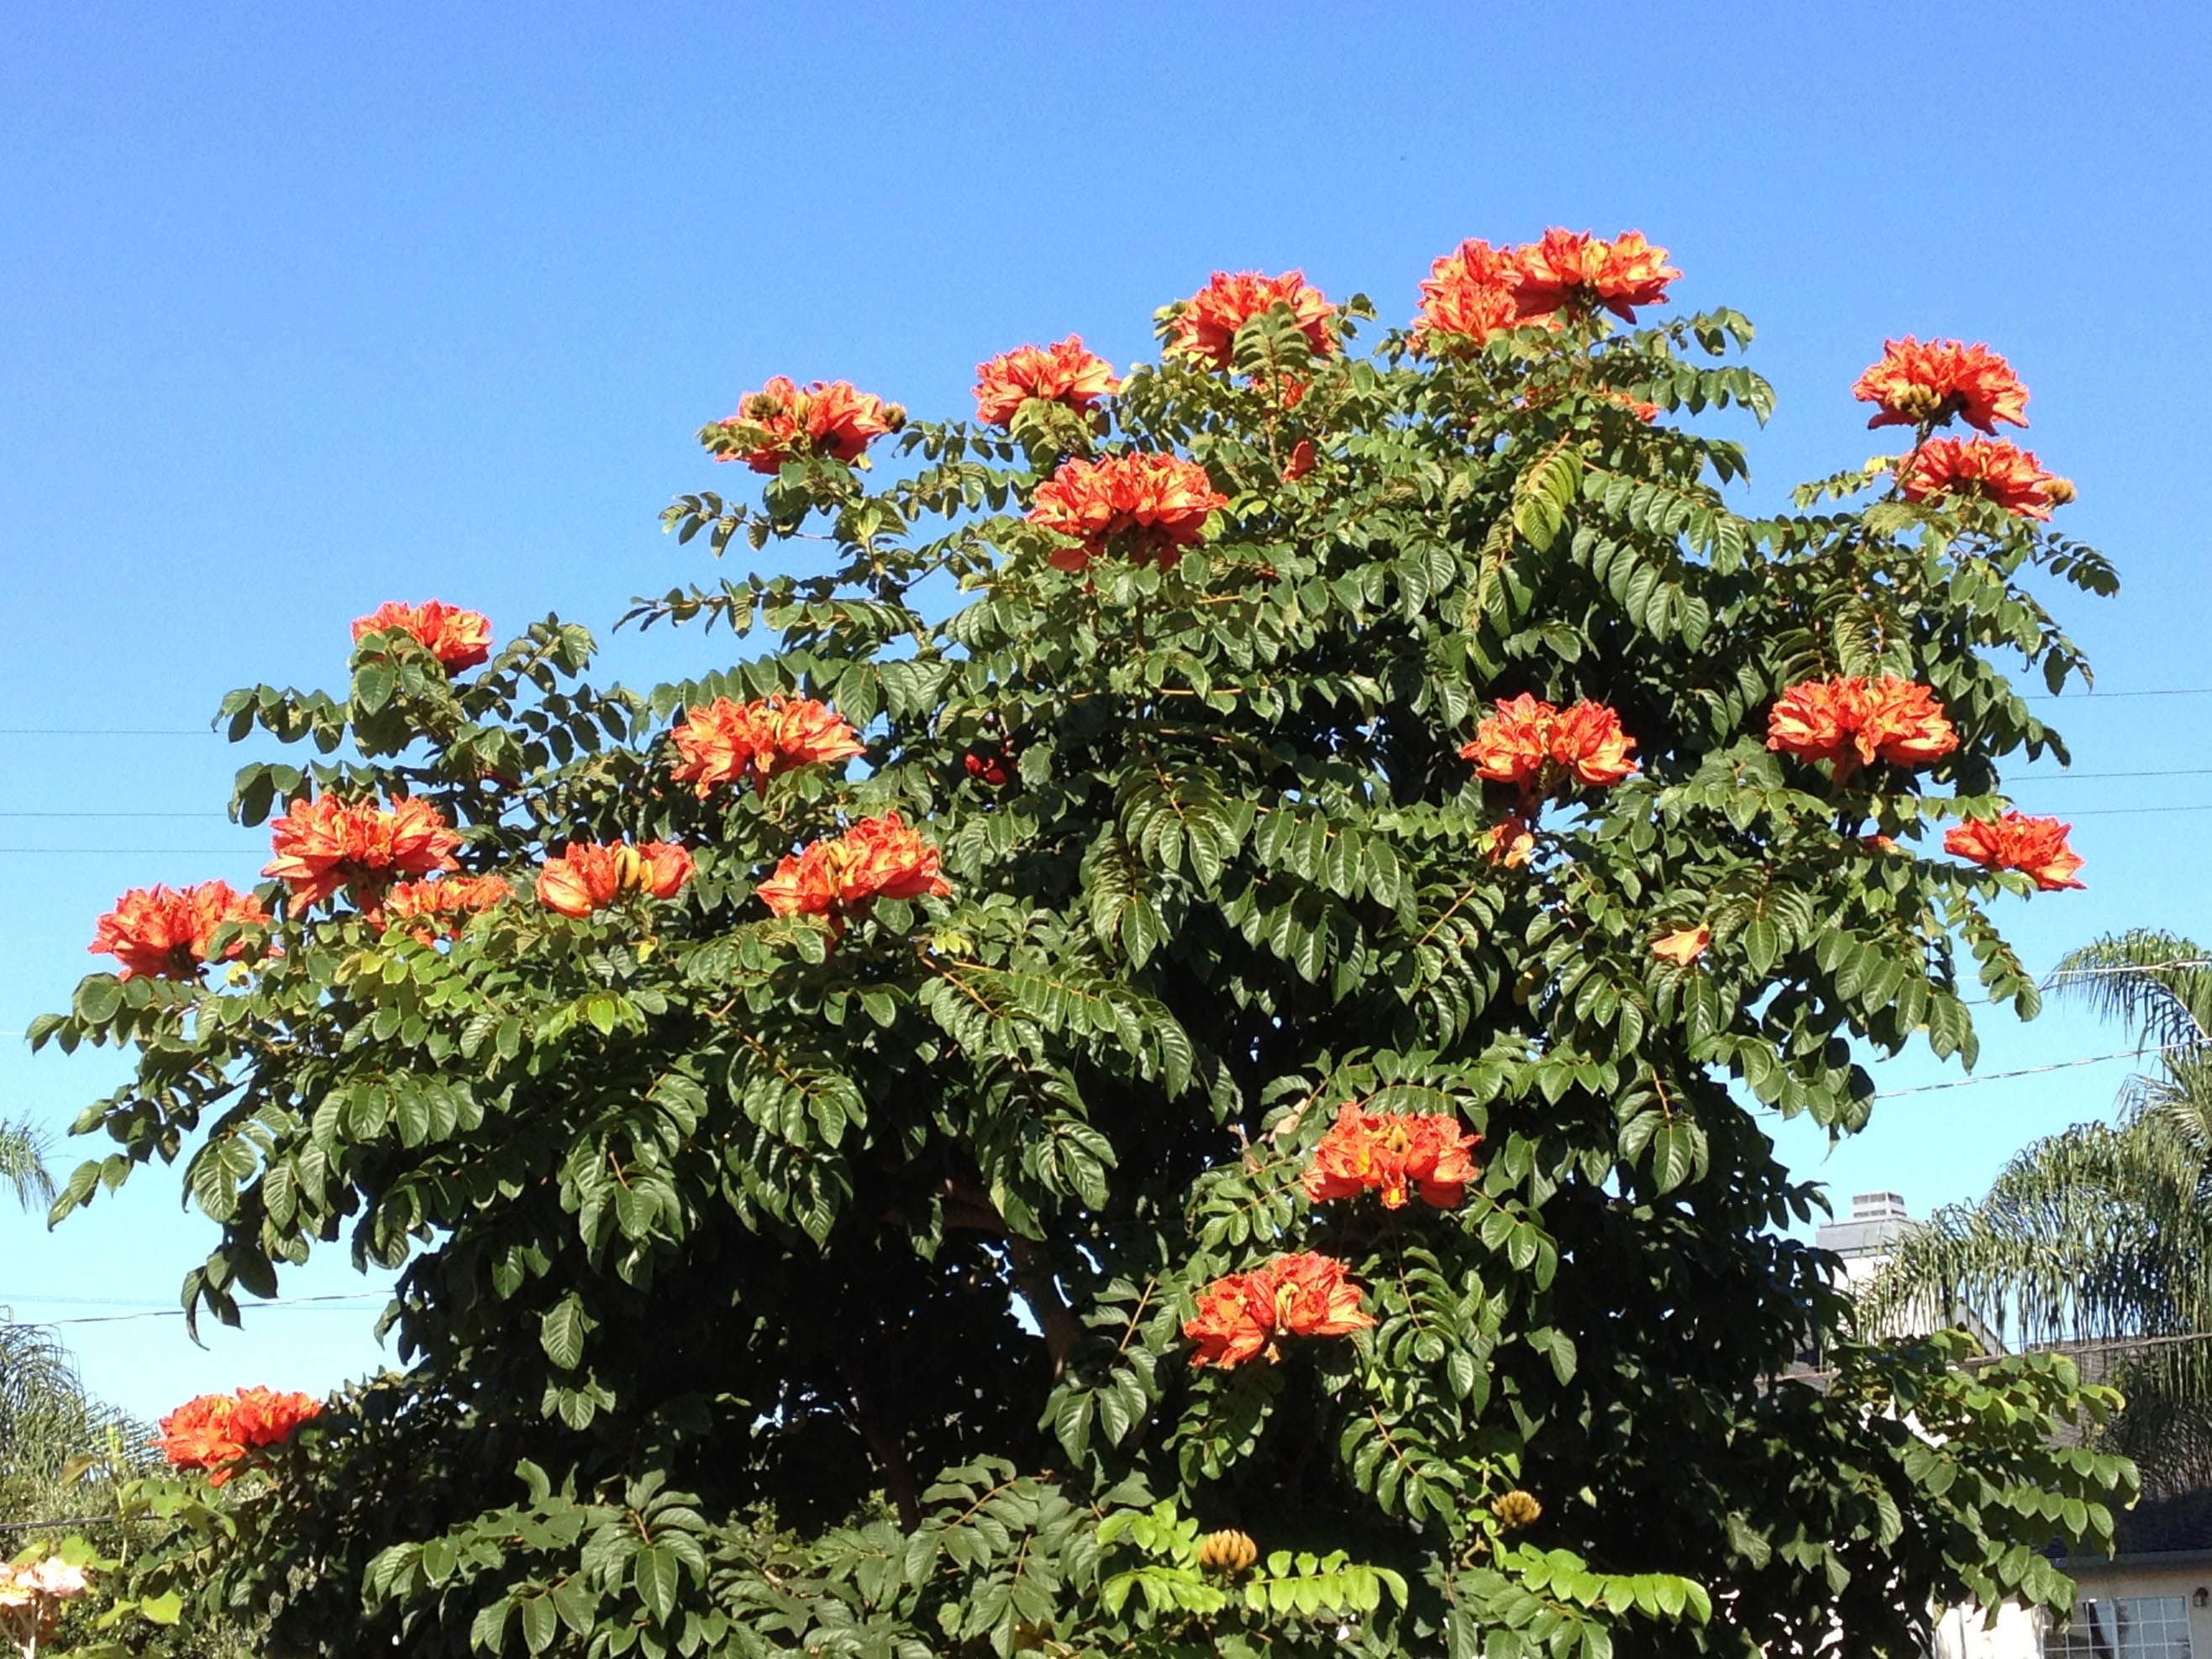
[1196,1528,1259,1574]
[1490,1488,1542,1531]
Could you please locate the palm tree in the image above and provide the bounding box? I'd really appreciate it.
[0,1119,52,1214]
[0,1117,146,1524]
[1868,930,2212,1494]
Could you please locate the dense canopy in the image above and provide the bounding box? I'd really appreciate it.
[45,232,2132,1656]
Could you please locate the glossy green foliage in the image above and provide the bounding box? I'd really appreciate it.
[39,280,2132,1656]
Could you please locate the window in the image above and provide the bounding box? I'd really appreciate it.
[2044,1597,2194,1659]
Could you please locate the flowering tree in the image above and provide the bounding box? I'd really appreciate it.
[40,233,2136,1656]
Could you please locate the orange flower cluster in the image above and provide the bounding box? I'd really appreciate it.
[0,1554,89,1609]
[89,880,267,980]
[1460,694,1638,795]
[964,748,1011,787]
[1171,270,1337,370]
[757,813,949,930]
[536,841,694,918]
[1651,924,1710,966]
[349,599,494,672]
[1300,1103,1482,1210]
[1899,437,2066,520]
[1944,811,2085,890]
[1853,338,2030,434]
[263,795,462,910]
[1765,675,1959,782]
[1027,453,1229,574]
[383,874,512,941]
[973,336,1120,425]
[1184,1252,1374,1370]
[710,376,905,473]
[1416,230,1678,349]
[1481,812,1536,869]
[157,1387,323,1486]
[1510,228,1679,323]
[1413,238,1523,352]
[669,696,866,799]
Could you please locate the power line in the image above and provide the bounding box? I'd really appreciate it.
[2053,803,2212,817]
[0,849,264,856]
[1871,1049,2160,1098]
[2017,774,2212,787]
[3,1292,385,1327]
[0,728,212,737]
[0,812,230,821]
[0,764,2199,827]
[2025,688,2212,702]
[9,801,2212,861]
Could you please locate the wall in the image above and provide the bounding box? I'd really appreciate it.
[1931,1562,2212,1659]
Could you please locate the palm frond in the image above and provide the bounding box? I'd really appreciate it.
[2051,929,2212,1058]
[1865,1120,2210,1346]
[0,1321,150,1523]
[0,1120,52,1213]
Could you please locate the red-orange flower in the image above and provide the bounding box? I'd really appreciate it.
[1481,812,1536,869]
[1460,695,1637,794]
[973,336,1119,425]
[707,375,905,472]
[757,812,951,930]
[1460,693,1553,790]
[383,874,511,941]
[669,696,866,799]
[263,795,462,911]
[157,1388,321,1486]
[1853,338,2029,434]
[1510,229,1679,323]
[1766,676,1957,780]
[1301,1103,1482,1210]
[964,748,1011,788]
[1899,437,2062,520]
[349,600,494,672]
[1283,438,1318,482]
[1651,924,1710,966]
[1027,453,1229,574]
[1853,675,1959,769]
[536,842,694,918]
[1944,811,2085,890]
[1171,270,1337,370]
[89,881,267,980]
[1547,701,1639,787]
[1184,1252,1374,1370]
[1413,238,1522,353]
[1764,678,1859,772]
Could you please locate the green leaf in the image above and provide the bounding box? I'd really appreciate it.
[541,1293,589,1370]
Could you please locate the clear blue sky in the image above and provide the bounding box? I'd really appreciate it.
[3,3,2207,1425]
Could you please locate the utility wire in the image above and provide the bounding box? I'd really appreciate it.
[0,764,2204,823]
[0,687,2205,741]
[1,1292,385,1327]
[10,796,2212,858]
[2024,688,2212,702]
[1871,1049,2166,1098]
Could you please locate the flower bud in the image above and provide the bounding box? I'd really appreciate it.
[2043,475,2077,505]
[1490,1489,1542,1530]
[1892,384,1947,423]
[1196,1528,1258,1574]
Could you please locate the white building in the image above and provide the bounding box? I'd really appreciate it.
[1815,1194,2212,1658]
